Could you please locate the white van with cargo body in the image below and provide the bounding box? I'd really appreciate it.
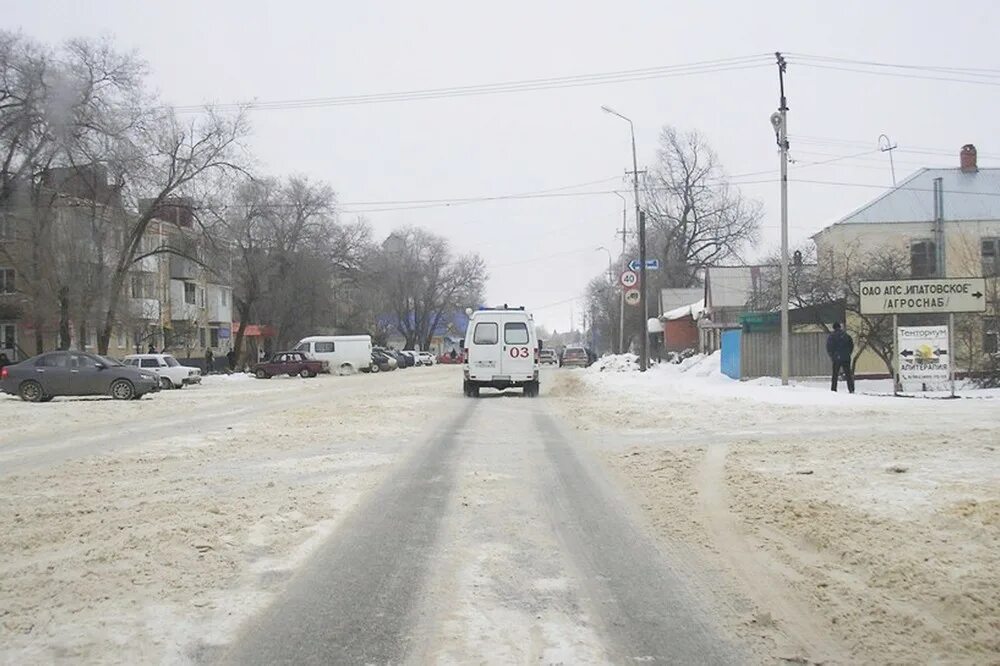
[462,306,540,397]
[293,335,372,375]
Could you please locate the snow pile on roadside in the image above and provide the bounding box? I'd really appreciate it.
[590,354,639,373]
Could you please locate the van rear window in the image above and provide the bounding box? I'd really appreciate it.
[473,322,498,344]
[504,322,529,344]
[315,342,335,353]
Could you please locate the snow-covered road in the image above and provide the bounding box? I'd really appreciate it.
[2,360,996,664]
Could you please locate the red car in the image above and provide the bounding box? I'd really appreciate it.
[252,351,327,378]
[437,351,465,364]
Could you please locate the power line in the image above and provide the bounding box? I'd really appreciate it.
[786,53,1000,77]
[170,54,773,113]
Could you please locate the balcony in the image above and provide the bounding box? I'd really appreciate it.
[129,297,161,321]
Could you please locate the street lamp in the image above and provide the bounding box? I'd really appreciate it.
[602,105,647,370]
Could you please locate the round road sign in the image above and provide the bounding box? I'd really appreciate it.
[624,288,641,306]
[620,270,638,288]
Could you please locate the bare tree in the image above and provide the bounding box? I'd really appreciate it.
[96,107,250,354]
[644,126,762,288]
[376,227,486,350]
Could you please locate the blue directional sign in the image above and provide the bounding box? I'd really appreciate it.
[628,259,660,271]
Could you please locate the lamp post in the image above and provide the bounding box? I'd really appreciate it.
[602,105,647,370]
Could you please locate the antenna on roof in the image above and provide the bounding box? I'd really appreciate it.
[878,133,898,186]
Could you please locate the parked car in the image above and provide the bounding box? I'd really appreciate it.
[365,349,397,373]
[437,350,464,364]
[292,335,372,375]
[251,351,327,379]
[416,351,436,366]
[400,350,421,367]
[123,353,202,389]
[560,346,591,368]
[539,349,559,366]
[390,350,413,368]
[0,351,160,402]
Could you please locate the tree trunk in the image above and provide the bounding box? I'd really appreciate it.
[58,287,71,350]
[98,269,128,355]
[34,323,44,356]
[233,300,253,367]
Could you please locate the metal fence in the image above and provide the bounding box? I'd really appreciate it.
[740,330,829,378]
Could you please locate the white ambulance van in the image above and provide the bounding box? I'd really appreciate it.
[293,335,372,375]
[462,306,540,397]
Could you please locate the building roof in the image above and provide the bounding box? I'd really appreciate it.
[704,265,771,309]
[828,167,1000,227]
[661,299,705,321]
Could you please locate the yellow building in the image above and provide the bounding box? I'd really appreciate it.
[812,145,999,376]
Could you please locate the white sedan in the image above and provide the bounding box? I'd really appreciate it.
[122,353,202,389]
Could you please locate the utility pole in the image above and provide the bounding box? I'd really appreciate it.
[878,133,898,186]
[613,192,628,354]
[772,52,790,386]
[602,105,648,371]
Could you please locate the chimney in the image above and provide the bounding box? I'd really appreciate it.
[960,144,978,173]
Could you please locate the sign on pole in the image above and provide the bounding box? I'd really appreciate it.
[859,278,987,315]
[897,325,949,383]
[624,289,641,306]
[620,270,639,289]
[628,259,660,271]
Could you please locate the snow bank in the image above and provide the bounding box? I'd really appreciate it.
[589,354,639,373]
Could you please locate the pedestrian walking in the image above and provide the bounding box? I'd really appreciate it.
[204,348,214,375]
[826,322,855,393]
[226,349,236,372]
[147,343,156,354]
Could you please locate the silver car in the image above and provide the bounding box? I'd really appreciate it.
[0,351,160,402]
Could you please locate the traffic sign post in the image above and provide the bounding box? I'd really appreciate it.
[620,270,638,289]
[624,289,641,306]
[898,325,950,385]
[859,277,986,315]
[860,278,983,397]
[628,259,660,272]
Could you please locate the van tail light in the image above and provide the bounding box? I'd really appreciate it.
[534,347,539,363]
[0,366,7,380]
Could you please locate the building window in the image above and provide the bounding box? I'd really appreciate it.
[986,318,999,355]
[0,268,15,294]
[198,327,206,349]
[210,327,219,348]
[221,289,228,306]
[184,282,196,305]
[910,240,937,278]
[198,287,206,308]
[0,213,12,241]
[1,322,15,351]
[982,239,1000,277]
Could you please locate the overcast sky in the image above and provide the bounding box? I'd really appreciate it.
[5,0,998,331]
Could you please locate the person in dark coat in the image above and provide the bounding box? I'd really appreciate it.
[226,349,236,372]
[0,353,10,368]
[147,344,156,354]
[826,322,855,393]
[204,348,214,375]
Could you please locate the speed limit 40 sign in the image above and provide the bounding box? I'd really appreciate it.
[620,270,638,288]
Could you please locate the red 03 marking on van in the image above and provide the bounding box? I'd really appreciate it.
[509,347,529,358]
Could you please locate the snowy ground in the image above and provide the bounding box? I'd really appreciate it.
[548,355,1000,664]
[0,368,456,664]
